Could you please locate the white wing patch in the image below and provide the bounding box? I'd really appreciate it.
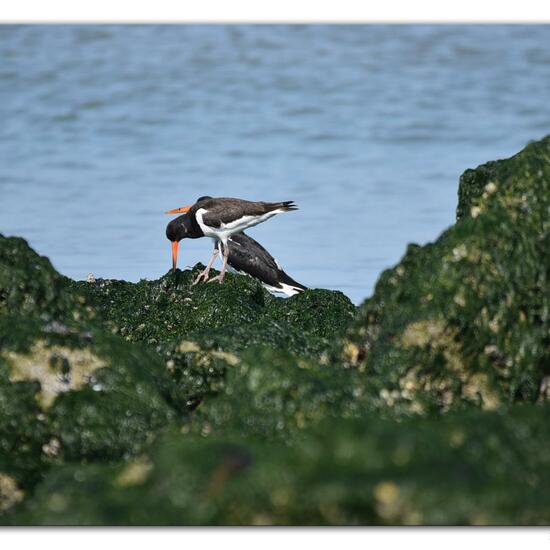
[196,207,286,242]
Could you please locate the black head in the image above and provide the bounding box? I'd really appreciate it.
[166,214,196,272]
[166,214,193,242]
[196,195,212,203]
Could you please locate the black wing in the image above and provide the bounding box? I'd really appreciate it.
[226,233,279,284]
[199,198,297,228]
[226,233,306,291]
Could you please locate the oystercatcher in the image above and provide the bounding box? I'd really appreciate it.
[166,212,305,295]
[223,232,306,296]
[165,196,297,283]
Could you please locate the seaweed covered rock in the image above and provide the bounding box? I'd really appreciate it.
[72,266,356,356]
[341,136,550,414]
[0,352,49,491]
[154,339,240,413]
[0,230,358,513]
[456,136,550,221]
[7,404,550,525]
[3,136,550,526]
[0,234,89,323]
[188,345,377,439]
[72,268,266,344]
[0,315,176,490]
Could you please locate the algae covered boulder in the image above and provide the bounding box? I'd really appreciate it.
[0,229,358,519]
[0,235,177,500]
[7,404,550,526]
[341,136,550,414]
[71,268,267,345]
[0,349,49,491]
[72,266,356,356]
[456,136,550,221]
[190,346,370,439]
[0,234,89,323]
[0,316,176,484]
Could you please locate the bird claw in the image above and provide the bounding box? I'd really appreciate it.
[207,274,224,284]
[192,271,210,286]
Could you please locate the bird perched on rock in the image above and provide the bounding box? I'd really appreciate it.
[165,209,305,296]
[165,196,297,284]
[221,232,306,296]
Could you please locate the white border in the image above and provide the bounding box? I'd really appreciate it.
[1,0,550,22]
[1,529,550,549]
[2,4,549,546]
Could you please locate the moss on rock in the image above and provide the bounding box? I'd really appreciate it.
[0,315,176,499]
[0,234,89,323]
[71,267,356,357]
[341,136,550,414]
[456,136,550,221]
[191,347,370,439]
[0,367,48,490]
[6,404,550,525]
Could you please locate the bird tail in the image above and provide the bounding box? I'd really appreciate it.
[266,200,298,213]
[277,269,307,294]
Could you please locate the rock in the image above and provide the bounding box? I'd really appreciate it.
[0,235,178,495]
[6,404,550,525]
[70,267,356,357]
[0,474,24,513]
[456,137,550,221]
[0,231,357,513]
[0,234,89,323]
[0,316,176,487]
[0,355,48,490]
[189,346,369,439]
[340,136,550,414]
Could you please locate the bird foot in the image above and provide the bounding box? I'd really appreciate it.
[192,270,210,286]
[207,274,225,284]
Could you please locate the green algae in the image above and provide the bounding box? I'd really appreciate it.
[0,315,176,494]
[341,136,550,414]
[0,234,89,323]
[0,371,48,490]
[0,230,358,518]
[71,266,356,357]
[456,136,550,221]
[190,346,370,440]
[6,404,550,525]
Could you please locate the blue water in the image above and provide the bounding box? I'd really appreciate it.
[1,25,550,304]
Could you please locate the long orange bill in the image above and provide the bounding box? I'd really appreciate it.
[165,205,192,215]
[172,241,179,272]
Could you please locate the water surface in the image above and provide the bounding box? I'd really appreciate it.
[1,25,550,303]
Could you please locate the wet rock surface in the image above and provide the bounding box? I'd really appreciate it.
[70,267,355,356]
[6,405,550,526]
[2,136,550,525]
[340,136,550,415]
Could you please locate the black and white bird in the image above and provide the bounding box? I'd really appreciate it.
[165,196,297,284]
[165,210,305,296]
[221,232,306,296]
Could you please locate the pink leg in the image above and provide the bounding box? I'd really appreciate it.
[208,241,229,284]
[192,246,219,285]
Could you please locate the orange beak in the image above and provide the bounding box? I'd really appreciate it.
[171,240,179,272]
[165,205,192,215]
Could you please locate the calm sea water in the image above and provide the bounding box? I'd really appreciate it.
[1,25,550,304]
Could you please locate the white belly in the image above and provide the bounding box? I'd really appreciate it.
[196,208,281,242]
